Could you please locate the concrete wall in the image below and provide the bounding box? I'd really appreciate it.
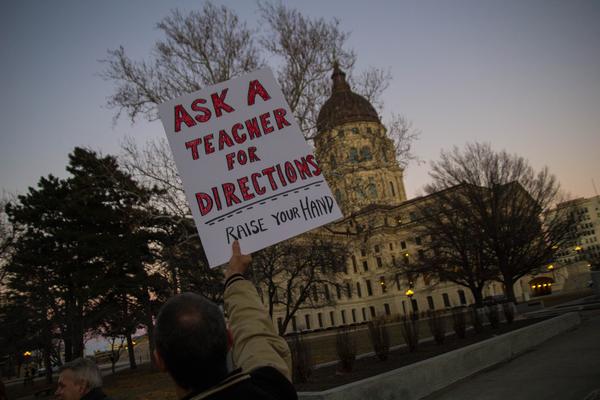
[298,312,581,400]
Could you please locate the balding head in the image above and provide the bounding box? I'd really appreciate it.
[154,292,228,392]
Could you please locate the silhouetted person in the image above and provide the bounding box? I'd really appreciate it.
[55,358,113,400]
[154,241,297,399]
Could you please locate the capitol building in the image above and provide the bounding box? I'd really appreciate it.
[272,64,591,333]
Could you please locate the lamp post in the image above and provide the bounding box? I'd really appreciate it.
[405,288,415,317]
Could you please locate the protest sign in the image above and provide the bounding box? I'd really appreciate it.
[158,68,343,267]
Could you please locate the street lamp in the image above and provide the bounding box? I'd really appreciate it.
[405,288,416,317]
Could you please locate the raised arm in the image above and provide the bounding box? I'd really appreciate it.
[223,241,293,381]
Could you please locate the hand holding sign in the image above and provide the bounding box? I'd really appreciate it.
[225,240,252,280]
[158,68,342,267]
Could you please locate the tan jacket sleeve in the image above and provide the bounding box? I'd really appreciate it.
[224,277,293,382]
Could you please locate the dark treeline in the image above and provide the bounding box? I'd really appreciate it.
[0,148,217,383]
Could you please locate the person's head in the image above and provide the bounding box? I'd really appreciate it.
[55,358,102,400]
[154,292,229,393]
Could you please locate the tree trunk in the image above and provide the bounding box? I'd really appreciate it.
[469,285,484,307]
[503,278,517,303]
[141,287,156,367]
[125,333,137,370]
[63,336,73,362]
[43,323,53,384]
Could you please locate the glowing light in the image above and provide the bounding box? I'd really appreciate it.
[575,246,582,251]
[405,289,414,297]
[547,265,554,270]
[537,284,542,288]
[404,253,410,257]
[23,351,32,357]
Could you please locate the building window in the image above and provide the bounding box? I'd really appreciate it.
[458,290,467,305]
[374,244,380,253]
[376,257,383,268]
[366,280,373,296]
[401,300,407,314]
[370,306,376,318]
[390,181,396,196]
[356,282,362,297]
[277,317,283,332]
[305,315,311,330]
[352,255,358,273]
[336,285,342,300]
[341,310,347,324]
[418,249,425,260]
[318,313,323,328]
[409,211,418,221]
[427,296,435,310]
[330,311,336,326]
[349,147,359,162]
[324,285,330,301]
[395,273,401,290]
[380,276,387,293]
[361,146,373,160]
[362,307,367,321]
[352,309,357,323]
[335,189,342,204]
[312,285,318,302]
[392,254,396,266]
[292,316,297,331]
[401,241,407,249]
[443,293,450,308]
[411,298,419,312]
[368,178,377,197]
[415,236,422,245]
[389,243,393,250]
[361,248,366,257]
[346,282,352,298]
[363,260,369,271]
[384,303,391,316]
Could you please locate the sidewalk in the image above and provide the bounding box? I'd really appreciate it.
[424,311,600,400]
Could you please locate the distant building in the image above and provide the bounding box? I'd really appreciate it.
[553,195,600,264]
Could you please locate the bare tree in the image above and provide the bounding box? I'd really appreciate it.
[258,1,355,139]
[250,236,347,334]
[425,142,574,302]
[102,2,397,141]
[402,186,499,306]
[102,2,262,123]
[385,114,422,169]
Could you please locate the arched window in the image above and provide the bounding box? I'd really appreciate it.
[349,148,359,163]
[361,146,372,160]
[335,189,343,204]
[368,177,377,198]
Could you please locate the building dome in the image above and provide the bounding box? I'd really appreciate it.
[316,63,380,134]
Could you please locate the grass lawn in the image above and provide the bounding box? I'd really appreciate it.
[103,364,176,400]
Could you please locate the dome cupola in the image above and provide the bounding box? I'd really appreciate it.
[316,63,380,134]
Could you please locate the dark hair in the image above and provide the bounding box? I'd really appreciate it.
[155,292,228,392]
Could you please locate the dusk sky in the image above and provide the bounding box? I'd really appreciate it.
[1,0,599,201]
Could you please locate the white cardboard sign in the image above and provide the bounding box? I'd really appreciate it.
[158,68,343,267]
